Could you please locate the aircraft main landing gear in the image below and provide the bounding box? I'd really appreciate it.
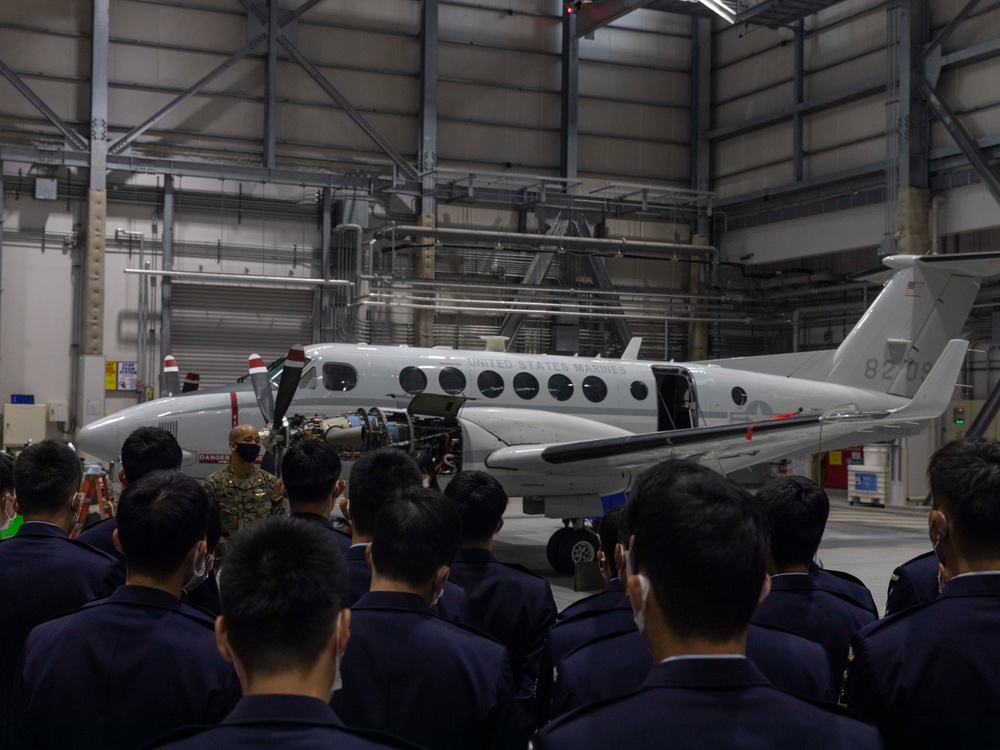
[546,521,598,574]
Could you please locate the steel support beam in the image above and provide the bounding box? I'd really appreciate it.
[941,38,1000,70]
[160,174,174,395]
[918,76,1000,207]
[109,35,267,156]
[0,162,4,371]
[263,0,279,168]
[691,18,711,236]
[708,82,885,141]
[918,0,981,64]
[792,20,805,182]
[574,0,659,38]
[319,186,331,341]
[415,0,439,348]
[90,0,109,187]
[560,11,579,181]
[498,215,567,343]
[899,0,930,191]
[586,255,632,348]
[0,60,88,152]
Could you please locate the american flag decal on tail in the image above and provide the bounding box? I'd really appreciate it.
[905,281,925,297]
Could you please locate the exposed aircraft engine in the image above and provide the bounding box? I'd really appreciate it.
[260,406,464,477]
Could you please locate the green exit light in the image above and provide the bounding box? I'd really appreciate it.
[954,406,965,425]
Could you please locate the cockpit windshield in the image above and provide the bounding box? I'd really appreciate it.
[235,355,311,386]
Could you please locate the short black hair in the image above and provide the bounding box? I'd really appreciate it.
[443,470,508,542]
[120,427,183,483]
[371,486,461,587]
[220,517,348,676]
[116,470,208,575]
[347,448,422,534]
[928,438,1000,556]
[754,476,829,568]
[628,462,768,642]
[624,460,713,549]
[598,506,624,575]
[0,451,14,494]
[14,439,82,515]
[281,440,342,506]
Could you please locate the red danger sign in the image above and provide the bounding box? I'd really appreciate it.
[198,454,231,464]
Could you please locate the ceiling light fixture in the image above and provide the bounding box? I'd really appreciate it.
[698,0,735,24]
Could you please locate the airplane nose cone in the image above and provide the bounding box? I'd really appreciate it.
[76,416,124,463]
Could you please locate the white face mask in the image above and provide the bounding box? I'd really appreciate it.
[329,620,343,698]
[422,477,431,489]
[631,573,651,634]
[0,495,15,533]
[430,569,449,608]
[183,547,208,593]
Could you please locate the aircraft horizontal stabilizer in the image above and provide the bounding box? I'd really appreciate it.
[881,338,967,421]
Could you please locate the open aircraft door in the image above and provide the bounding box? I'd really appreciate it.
[652,366,699,431]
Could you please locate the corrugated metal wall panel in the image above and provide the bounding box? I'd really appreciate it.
[170,283,316,387]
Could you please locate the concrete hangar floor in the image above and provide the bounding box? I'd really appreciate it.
[499,492,933,614]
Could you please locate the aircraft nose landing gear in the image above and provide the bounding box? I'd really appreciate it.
[546,521,599,575]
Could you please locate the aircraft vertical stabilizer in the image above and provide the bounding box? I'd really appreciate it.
[826,252,1000,398]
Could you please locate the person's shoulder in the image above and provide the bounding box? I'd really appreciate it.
[68,535,122,566]
[250,466,279,486]
[894,550,938,576]
[498,559,547,580]
[146,722,425,750]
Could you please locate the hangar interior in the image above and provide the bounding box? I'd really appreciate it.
[2,0,1000,503]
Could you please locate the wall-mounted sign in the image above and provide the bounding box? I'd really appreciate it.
[106,361,138,391]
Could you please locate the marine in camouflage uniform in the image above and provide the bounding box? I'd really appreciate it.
[203,424,286,563]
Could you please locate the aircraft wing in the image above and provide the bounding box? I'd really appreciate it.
[485,339,968,477]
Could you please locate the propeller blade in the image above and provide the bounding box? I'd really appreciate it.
[181,372,200,393]
[272,344,305,428]
[248,354,275,425]
[163,355,181,397]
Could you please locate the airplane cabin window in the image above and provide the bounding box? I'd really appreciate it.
[439,367,466,395]
[399,366,428,395]
[582,376,608,403]
[630,381,649,400]
[323,363,358,391]
[548,374,574,401]
[477,370,504,398]
[513,372,539,400]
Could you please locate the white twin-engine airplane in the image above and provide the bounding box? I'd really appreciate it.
[78,252,1000,571]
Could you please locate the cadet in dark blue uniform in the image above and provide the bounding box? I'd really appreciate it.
[751,475,875,679]
[0,440,123,736]
[11,470,239,750]
[883,550,939,616]
[841,437,1000,749]
[78,426,184,562]
[556,508,625,622]
[811,563,879,617]
[333,486,516,750]
[148,516,420,750]
[532,462,881,750]
[184,503,222,615]
[341,448,465,621]
[279,439,350,554]
[445,471,557,738]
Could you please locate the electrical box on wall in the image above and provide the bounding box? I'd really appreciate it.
[47,401,68,423]
[2,404,47,450]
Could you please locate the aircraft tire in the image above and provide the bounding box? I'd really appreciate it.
[546,528,571,571]
[556,529,598,575]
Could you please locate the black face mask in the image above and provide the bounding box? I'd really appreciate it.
[235,443,261,464]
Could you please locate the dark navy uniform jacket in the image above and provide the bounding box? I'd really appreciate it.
[884,550,939,616]
[146,694,423,749]
[556,579,624,622]
[342,545,466,622]
[184,571,222,615]
[811,563,879,617]
[11,585,240,750]
[0,522,124,723]
[534,658,882,750]
[842,573,1000,749]
[77,515,124,562]
[448,548,558,733]
[290,511,352,554]
[550,622,835,716]
[332,591,516,750]
[751,572,876,679]
[548,600,634,664]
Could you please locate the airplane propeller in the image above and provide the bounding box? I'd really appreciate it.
[248,344,306,478]
[182,372,200,392]
[163,355,181,397]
